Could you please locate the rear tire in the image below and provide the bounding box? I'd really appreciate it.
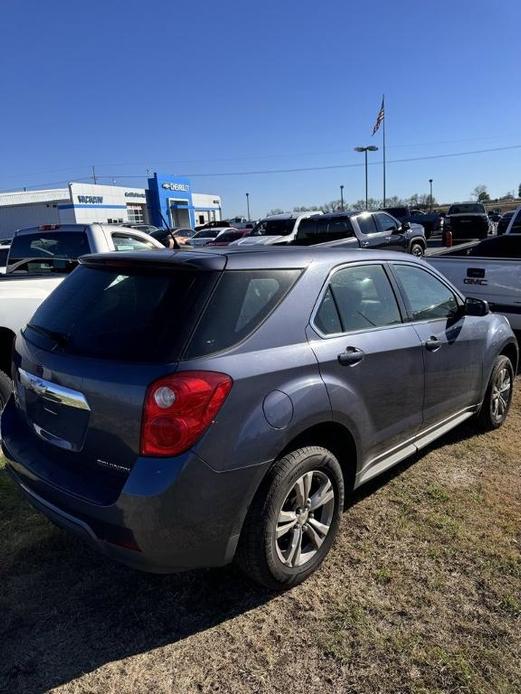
[0,369,11,412]
[236,446,344,590]
[477,355,514,430]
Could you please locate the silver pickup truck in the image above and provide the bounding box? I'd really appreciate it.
[0,223,164,407]
[426,234,521,330]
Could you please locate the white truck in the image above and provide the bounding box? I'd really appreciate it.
[231,211,323,246]
[0,223,164,407]
[426,234,521,330]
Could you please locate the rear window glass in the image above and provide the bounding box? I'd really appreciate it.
[448,204,485,215]
[25,265,218,362]
[0,249,8,266]
[8,232,89,273]
[186,270,301,357]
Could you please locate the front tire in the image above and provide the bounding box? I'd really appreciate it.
[477,355,514,430]
[236,446,344,590]
[410,241,425,257]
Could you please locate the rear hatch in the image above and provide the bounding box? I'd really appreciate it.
[10,254,223,503]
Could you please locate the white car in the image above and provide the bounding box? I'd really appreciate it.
[230,211,323,247]
[190,227,234,247]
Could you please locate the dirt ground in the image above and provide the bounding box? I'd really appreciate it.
[1,389,520,693]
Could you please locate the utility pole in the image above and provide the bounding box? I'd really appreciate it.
[246,192,251,221]
[92,165,97,184]
[429,179,433,210]
[340,185,344,211]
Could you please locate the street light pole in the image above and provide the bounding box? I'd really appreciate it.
[428,179,433,211]
[340,185,344,211]
[354,146,378,210]
[245,192,250,221]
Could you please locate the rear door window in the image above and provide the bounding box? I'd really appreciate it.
[356,214,378,234]
[25,265,218,361]
[314,264,402,334]
[187,270,301,357]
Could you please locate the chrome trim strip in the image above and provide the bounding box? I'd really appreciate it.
[18,368,90,412]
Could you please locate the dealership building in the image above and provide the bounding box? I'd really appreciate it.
[0,173,222,239]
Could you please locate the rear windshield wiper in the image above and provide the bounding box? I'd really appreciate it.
[25,322,70,347]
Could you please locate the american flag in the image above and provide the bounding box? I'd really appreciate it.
[372,97,385,135]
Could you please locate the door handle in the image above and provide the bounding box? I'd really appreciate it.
[338,346,365,366]
[425,337,441,352]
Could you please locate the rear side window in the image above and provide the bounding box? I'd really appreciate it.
[25,265,218,361]
[393,265,458,321]
[0,248,8,266]
[356,214,378,234]
[111,233,157,251]
[187,270,301,357]
[8,232,89,273]
[296,218,354,245]
[314,265,401,334]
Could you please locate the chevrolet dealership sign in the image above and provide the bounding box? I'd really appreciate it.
[162,182,190,192]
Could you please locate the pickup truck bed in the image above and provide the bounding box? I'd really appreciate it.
[426,236,521,329]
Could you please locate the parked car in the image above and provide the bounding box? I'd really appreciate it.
[443,202,491,241]
[190,227,232,247]
[207,228,251,246]
[0,223,164,409]
[195,220,232,232]
[231,211,323,247]
[497,211,515,236]
[150,227,195,248]
[383,206,442,239]
[289,210,426,256]
[119,223,162,235]
[505,206,521,235]
[0,244,9,274]
[2,247,517,590]
[426,234,521,328]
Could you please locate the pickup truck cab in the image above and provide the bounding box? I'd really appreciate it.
[426,234,521,329]
[231,211,323,246]
[383,206,441,239]
[289,210,427,256]
[0,223,164,409]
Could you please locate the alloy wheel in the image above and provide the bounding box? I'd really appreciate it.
[275,470,335,568]
[491,366,511,422]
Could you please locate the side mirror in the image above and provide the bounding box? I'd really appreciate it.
[398,221,411,233]
[464,297,490,317]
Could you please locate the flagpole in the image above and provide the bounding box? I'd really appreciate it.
[382,95,386,207]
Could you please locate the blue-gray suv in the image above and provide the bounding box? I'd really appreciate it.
[1,247,517,589]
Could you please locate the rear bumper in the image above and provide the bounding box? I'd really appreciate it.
[1,397,269,573]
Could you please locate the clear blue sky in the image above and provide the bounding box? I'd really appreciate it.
[2,0,520,217]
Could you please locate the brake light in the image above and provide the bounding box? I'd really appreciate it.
[140,371,233,457]
[39,224,61,230]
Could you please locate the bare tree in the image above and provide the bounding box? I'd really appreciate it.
[471,185,490,202]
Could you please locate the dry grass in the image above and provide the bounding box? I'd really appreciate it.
[1,389,520,693]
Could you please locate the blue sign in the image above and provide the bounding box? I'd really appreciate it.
[147,173,194,228]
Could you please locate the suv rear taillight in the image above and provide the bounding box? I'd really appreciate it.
[140,371,233,457]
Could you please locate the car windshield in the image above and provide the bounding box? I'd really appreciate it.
[448,204,485,214]
[251,219,297,237]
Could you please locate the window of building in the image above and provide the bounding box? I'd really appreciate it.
[126,204,145,224]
